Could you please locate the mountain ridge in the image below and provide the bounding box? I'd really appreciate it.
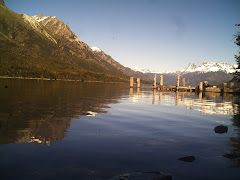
[0,2,131,82]
[143,62,237,86]
[136,61,238,74]
[91,47,151,82]
[181,62,237,74]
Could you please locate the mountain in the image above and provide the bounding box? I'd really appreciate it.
[182,63,197,73]
[146,71,235,87]
[145,62,237,86]
[91,47,151,82]
[0,1,129,82]
[181,62,237,74]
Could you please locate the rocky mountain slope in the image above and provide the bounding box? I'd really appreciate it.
[91,47,151,82]
[0,1,129,82]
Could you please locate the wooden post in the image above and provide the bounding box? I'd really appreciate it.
[153,74,157,89]
[137,78,140,88]
[177,74,180,91]
[199,82,203,92]
[160,75,163,86]
[130,77,134,88]
[182,78,185,87]
[230,82,234,88]
[223,83,227,93]
[203,81,208,92]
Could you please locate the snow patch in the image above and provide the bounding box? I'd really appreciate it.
[32,15,56,22]
[92,47,102,52]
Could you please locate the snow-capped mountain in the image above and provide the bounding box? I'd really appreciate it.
[181,62,237,74]
[133,67,172,74]
[144,61,238,86]
[133,67,154,74]
[137,62,237,74]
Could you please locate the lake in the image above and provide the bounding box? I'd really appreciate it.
[0,79,240,180]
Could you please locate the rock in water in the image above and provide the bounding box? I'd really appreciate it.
[214,125,228,134]
[178,156,196,162]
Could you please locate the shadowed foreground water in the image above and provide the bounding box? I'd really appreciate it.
[0,79,240,180]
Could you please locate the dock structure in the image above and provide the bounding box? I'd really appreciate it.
[137,78,140,88]
[182,78,185,87]
[177,74,180,91]
[155,75,195,92]
[199,82,203,92]
[153,74,157,89]
[152,74,239,94]
[160,75,163,86]
[222,83,227,93]
[130,77,134,88]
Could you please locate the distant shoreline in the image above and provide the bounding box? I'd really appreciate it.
[0,76,127,84]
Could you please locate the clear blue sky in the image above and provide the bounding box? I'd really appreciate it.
[5,0,240,72]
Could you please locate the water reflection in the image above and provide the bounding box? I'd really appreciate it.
[225,97,240,167]
[1,80,240,179]
[154,92,239,115]
[0,79,128,145]
[133,89,240,168]
[128,88,239,115]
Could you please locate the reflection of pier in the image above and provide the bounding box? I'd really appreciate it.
[156,92,239,115]
[129,87,239,115]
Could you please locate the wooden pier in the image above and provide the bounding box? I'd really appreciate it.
[154,73,195,92]
[129,75,239,94]
[151,74,239,94]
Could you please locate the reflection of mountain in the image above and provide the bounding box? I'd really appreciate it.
[0,79,128,145]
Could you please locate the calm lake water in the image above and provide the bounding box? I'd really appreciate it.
[0,79,240,180]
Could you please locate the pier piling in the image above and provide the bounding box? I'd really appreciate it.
[182,78,185,87]
[130,77,134,88]
[137,78,140,88]
[230,82,234,89]
[199,82,203,92]
[177,74,180,91]
[160,75,163,86]
[154,74,157,89]
[223,83,227,93]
